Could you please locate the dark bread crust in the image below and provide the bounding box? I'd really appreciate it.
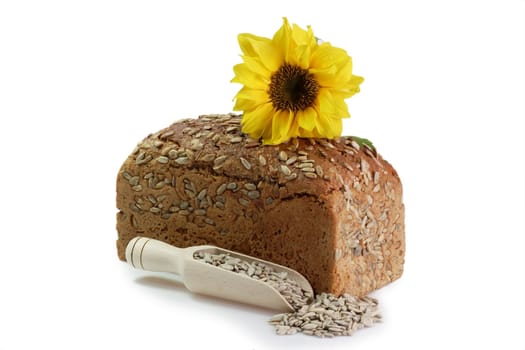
[116,114,404,296]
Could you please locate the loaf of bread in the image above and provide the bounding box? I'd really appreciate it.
[116,113,405,296]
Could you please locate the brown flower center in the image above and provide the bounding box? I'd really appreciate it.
[268,63,320,112]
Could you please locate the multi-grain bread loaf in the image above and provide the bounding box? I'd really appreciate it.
[116,113,404,296]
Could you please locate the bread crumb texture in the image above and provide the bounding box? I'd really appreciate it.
[116,114,405,296]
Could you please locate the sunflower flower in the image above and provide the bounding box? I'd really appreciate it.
[232,18,364,145]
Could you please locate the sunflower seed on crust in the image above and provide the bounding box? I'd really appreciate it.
[280,165,291,176]
[240,157,252,170]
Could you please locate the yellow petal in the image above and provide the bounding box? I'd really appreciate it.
[309,43,354,87]
[238,33,281,72]
[291,23,317,49]
[317,89,336,116]
[272,17,292,63]
[331,90,351,117]
[345,74,364,94]
[238,33,270,56]
[296,107,317,131]
[317,89,350,118]
[235,87,268,103]
[333,74,364,99]
[233,87,269,111]
[240,56,272,77]
[312,110,326,136]
[241,102,273,139]
[290,44,311,69]
[310,43,349,70]
[288,114,301,139]
[330,59,354,86]
[266,110,294,145]
[233,98,253,112]
[297,123,318,138]
[315,113,342,139]
[309,66,336,86]
[231,63,268,90]
[260,113,274,141]
[350,74,364,87]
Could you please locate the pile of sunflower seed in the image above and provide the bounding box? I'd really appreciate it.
[194,251,381,338]
[269,293,381,337]
[193,251,313,310]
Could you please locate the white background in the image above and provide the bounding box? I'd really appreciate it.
[1,1,524,349]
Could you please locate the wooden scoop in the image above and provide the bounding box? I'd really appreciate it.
[125,237,314,312]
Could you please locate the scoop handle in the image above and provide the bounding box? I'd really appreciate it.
[125,237,184,275]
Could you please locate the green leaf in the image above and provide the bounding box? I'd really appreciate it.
[351,136,375,151]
